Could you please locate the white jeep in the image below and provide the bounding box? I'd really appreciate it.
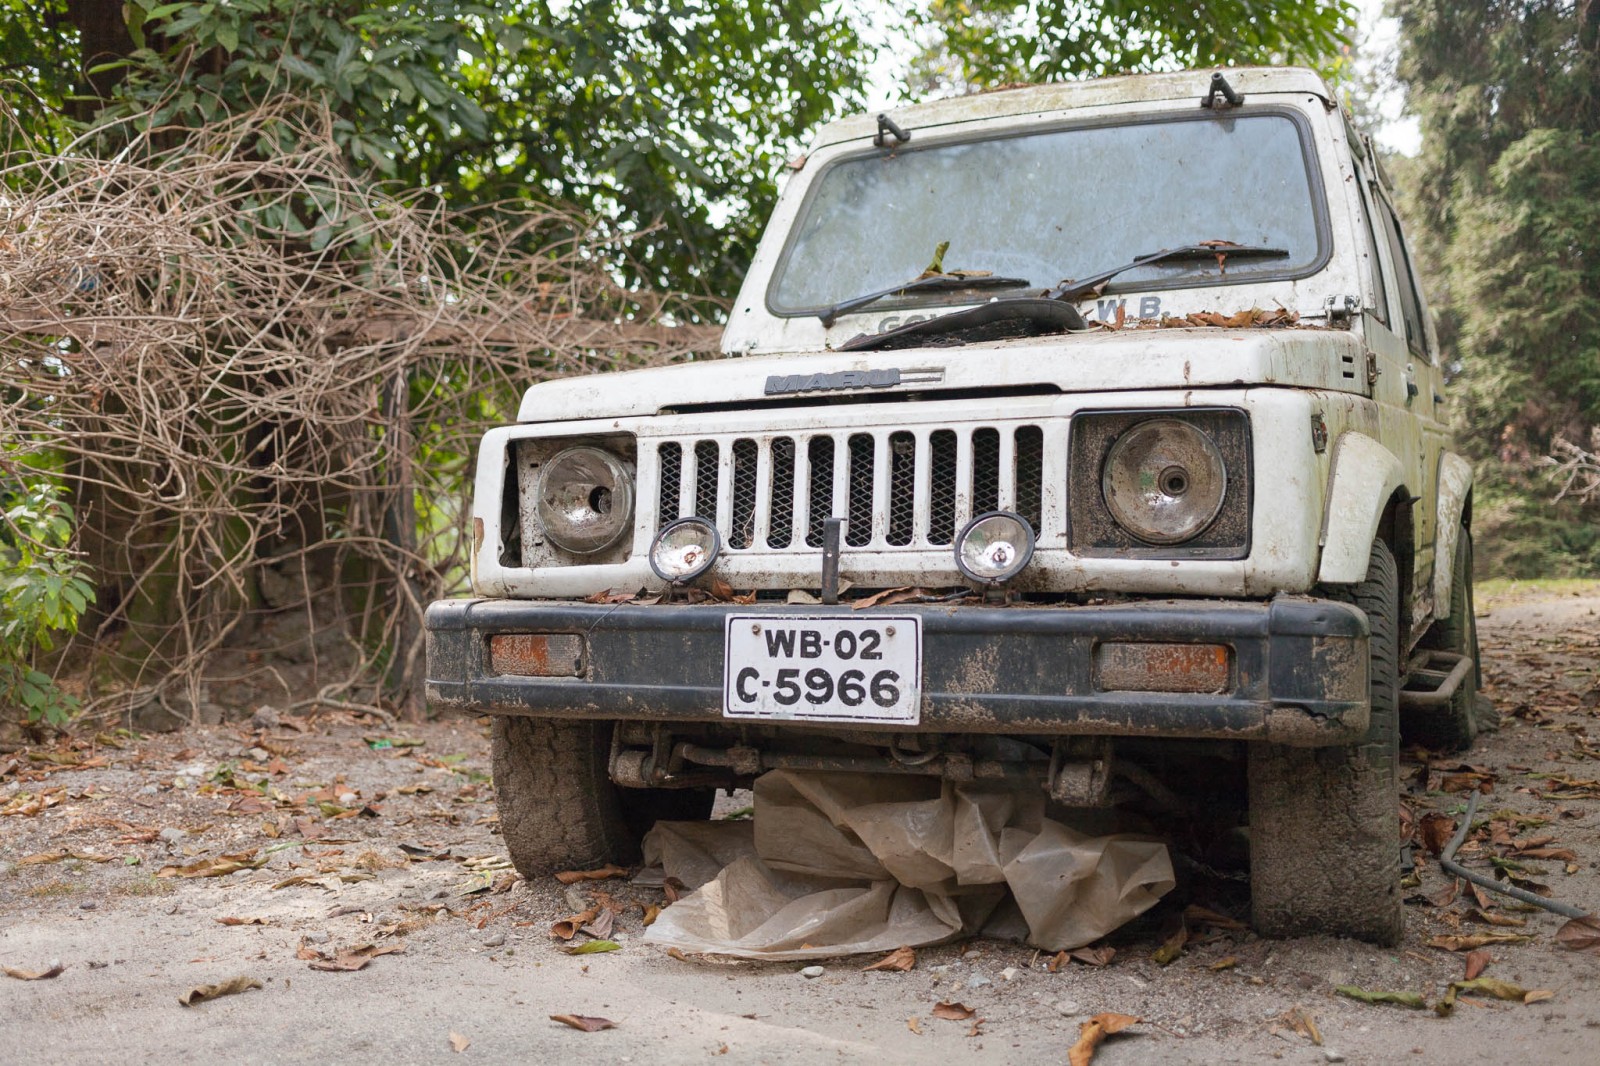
[426,67,1481,944]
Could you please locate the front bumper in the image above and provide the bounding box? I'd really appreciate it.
[425,595,1370,747]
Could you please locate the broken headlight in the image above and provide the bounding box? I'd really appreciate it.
[1101,418,1227,544]
[535,445,635,555]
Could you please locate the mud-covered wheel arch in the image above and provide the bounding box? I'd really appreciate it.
[1247,538,1404,944]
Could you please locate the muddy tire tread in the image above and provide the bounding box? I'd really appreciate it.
[1249,539,1403,944]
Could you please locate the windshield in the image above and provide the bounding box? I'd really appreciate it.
[769,111,1325,315]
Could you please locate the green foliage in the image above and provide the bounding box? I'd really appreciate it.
[911,0,1355,90]
[1396,0,1600,573]
[1,476,93,726]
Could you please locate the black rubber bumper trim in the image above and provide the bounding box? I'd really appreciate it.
[425,595,1369,743]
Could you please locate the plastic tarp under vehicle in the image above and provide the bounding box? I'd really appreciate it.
[641,770,1174,961]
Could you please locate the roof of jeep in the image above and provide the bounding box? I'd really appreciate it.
[808,66,1332,150]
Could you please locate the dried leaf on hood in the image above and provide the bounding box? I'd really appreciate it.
[1068,1012,1139,1066]
[1556,913,1600,954]
[177,975,263,1006]
[862,946,916,973]
[931,1001,975,1021]
[550,1014,616,1032]
[3,962,65,981]
[553,864,627,885]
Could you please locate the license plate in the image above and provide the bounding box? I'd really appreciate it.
[723,615,922,724]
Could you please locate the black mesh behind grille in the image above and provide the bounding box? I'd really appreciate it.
[928,430,958,545]
[805,436,834,548]
[846,434,875,547]
[729,438,758,549]
[972,427,1000,516]
[1015,425,1044,535]
[886,431,916,546]
[657,442,682,526]
[694,440,719,521]
[768,437,795,548]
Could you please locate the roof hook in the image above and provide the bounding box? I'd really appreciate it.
[874,113,911,148]
[1201,72,1245,110]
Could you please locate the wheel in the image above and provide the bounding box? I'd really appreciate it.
[1409,524,1483,751]
[491,717,716,878]
[1248,539,1403,944]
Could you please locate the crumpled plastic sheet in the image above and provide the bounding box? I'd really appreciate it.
[641,769,1174,961]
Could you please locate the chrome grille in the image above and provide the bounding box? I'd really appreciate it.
[651,425,1049,551]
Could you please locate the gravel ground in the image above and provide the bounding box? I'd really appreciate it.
[3,588,1599,1064]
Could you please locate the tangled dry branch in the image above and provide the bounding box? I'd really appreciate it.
[0,105,718,724]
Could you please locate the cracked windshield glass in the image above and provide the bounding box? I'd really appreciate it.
[770,112,1323,316]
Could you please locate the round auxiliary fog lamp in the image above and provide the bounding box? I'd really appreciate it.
[649,516,721,584]
[953,510,1036,586]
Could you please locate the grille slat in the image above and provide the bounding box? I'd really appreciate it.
[652,423,1048,554]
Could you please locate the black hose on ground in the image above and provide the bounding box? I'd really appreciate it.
[1438,790,1588,919]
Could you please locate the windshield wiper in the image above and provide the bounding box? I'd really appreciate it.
[817,273,1032,327]
[1044,243,1289,304]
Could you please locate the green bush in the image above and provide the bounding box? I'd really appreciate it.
[1,476,94,727]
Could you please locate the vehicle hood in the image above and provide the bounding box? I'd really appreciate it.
[515,326,1365,423]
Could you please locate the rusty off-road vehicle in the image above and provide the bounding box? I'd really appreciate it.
[426,67,1482,943]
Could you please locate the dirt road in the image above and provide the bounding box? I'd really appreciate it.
[4,586,1599,1064]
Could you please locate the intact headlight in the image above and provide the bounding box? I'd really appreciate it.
[535,446,635,554]
[1101,419,1227,544]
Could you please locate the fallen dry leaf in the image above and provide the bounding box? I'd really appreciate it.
[862,946,916,973]
[1334,986,1428,1009]
[307,942,404,972]
[178,975,262,1006]
[906,1016,922,1035]
[549,1014,616,1032]
[1464,908,1526,928]
[1068,1012,1139,1066]
[157,851,267,879]
[1070,945,1116,967]
[565,939,621,956]
[1427,933,1533,951]
[931,1001,975,1021]
[1463,949,1490,981]
[1418,812,1457,855]
[581,908,616,939]
[639,903,661,928]
[1281,1005,1322,1046]
[553,864,627,885]
[1151,924,1188,966]
[1555,913,1600,954]
[215,916,271,927]
[1182,904,1247,931]
[1436,976,1552,1017]
[3,962,65,981]
[550,907,600,940]
[1209,956,1239,972]
[449,1032,470,1053]
[967,1019,985,1038]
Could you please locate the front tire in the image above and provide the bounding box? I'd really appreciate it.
[491,717,717,878]
[1248,539,1403,944]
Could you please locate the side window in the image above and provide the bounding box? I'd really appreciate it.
[1377,197,1430,361]
[1351,161,1390,325]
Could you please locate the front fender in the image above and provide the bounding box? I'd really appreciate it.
[1432,453,1473,616]
[1316,432,1407,585]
